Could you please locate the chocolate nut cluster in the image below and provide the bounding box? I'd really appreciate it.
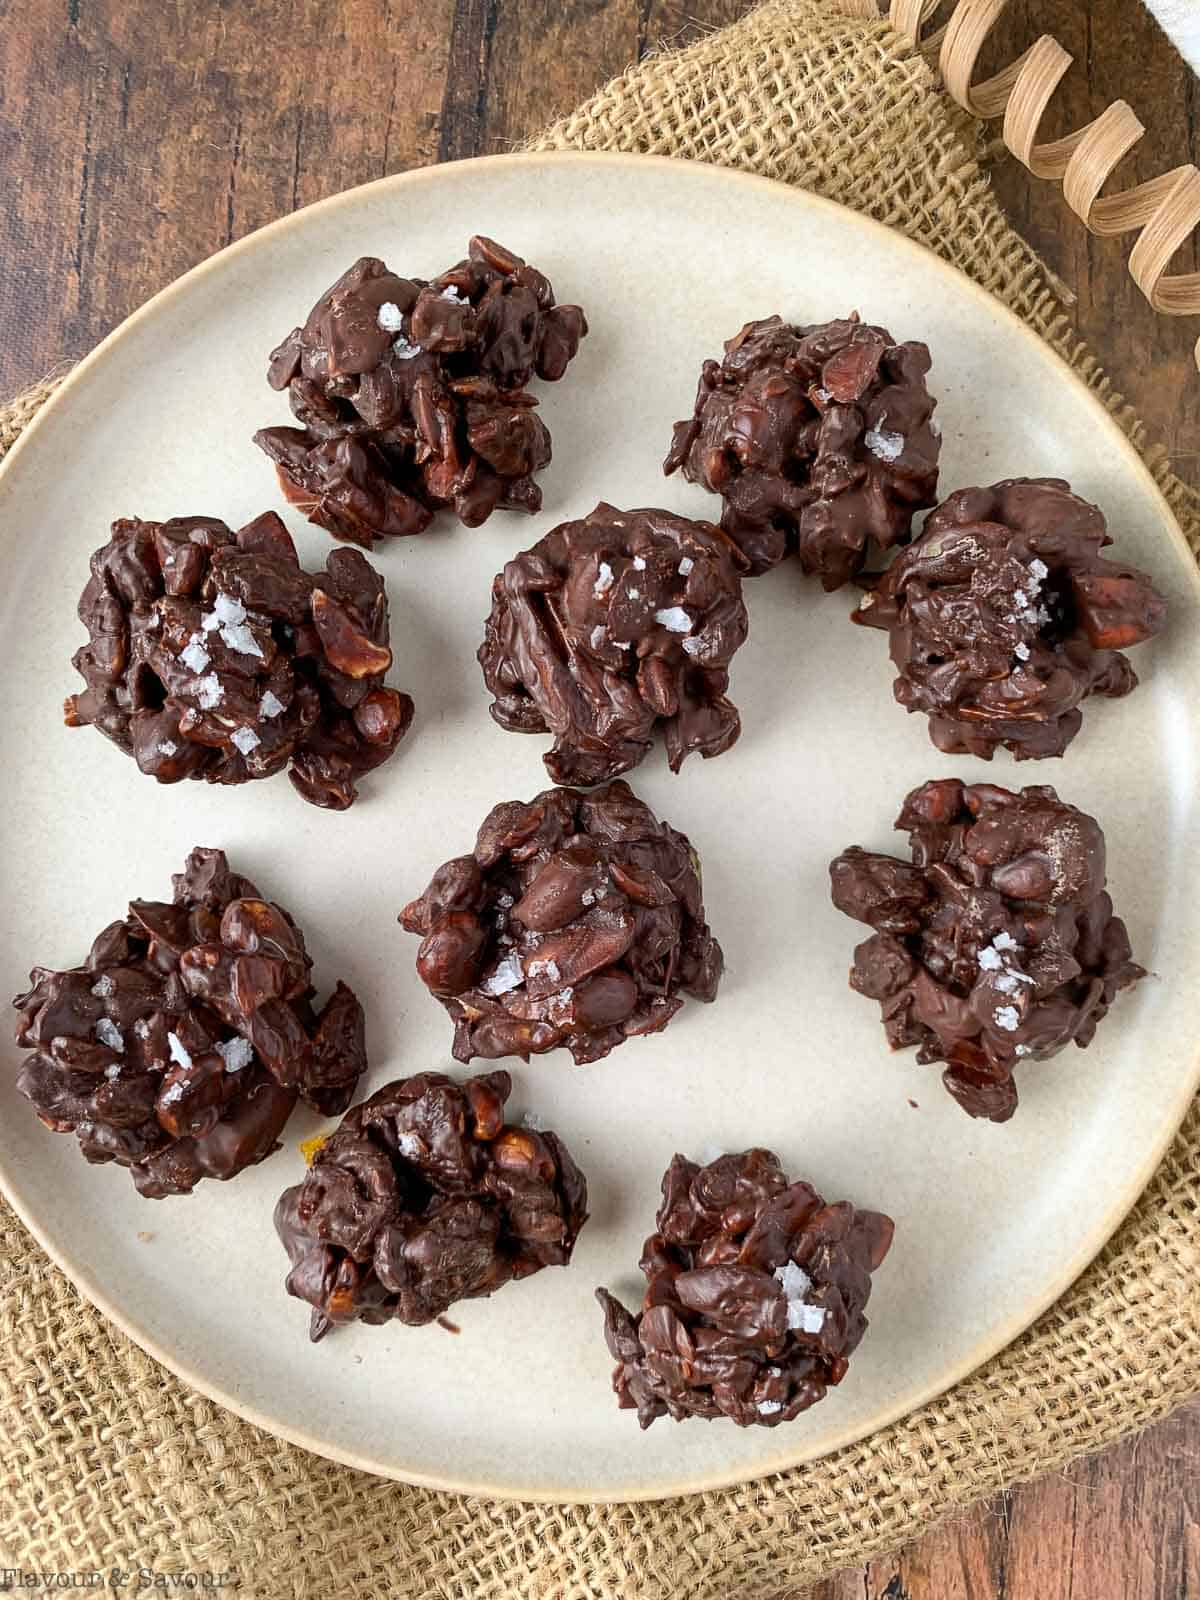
[63,509,413,811]
[274,1068,588,1340]
[400,780,723,1065]
[852,477,1168,760]
[597,1148,893,1428]
[829,778,1144,1122]
[11,848,367,1198]
[478,501,751,784]
[664,314,940,586]
[254,237,587,545]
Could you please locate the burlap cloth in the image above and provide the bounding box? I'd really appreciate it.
[3,3,1199,1594]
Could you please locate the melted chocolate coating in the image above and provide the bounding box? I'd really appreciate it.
[853,477,1167,759]
[254,238,587,545]
[478,501,751,784]
[274,1069,588,1340]
[829,778,1144,1121]
[64,510,414,811]
[597,1148,893,1428]
[11,848,368,1197]
[399,781,723,1065]
[664,314,940,585]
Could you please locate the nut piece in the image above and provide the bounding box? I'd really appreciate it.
[10,848,368,1197]
[665,313,940,585]
[254,240,587,546]
[400,781,723,1065]
[63,511,414,811]
[829,778,1144,1121]
[478,501,751,784]
[597,1148,893,1427]
[274,1069,588,1340]
[852,477,1167,760]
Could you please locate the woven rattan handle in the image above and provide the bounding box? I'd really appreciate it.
[843,0,1200,367]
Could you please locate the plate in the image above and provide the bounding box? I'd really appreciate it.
[1,153,1198,1504]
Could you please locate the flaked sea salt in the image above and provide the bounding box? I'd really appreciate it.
[628,588,641,601]
[681,636,704,657]
[978,946,1002,971]
[196,673,224,710]
[104,1062,122,1080]
[160,1080,185,1106]
[260,690,284,719]
[775,1261,812,1300]
[995,972,1019,995]
[396,1131,423,1159]
[529,957,561,984]
[1029,559,1049,581]
[580,888,596,907]
[497,893,515,909]
[181,635,211,674]
[95,1018,124,1053]
[757,1399,783,1416]
[441,285,467,303]
[222,621,264,658]
[774,1260,826,1333]
[993,1005,1020,1032]
[655,606,692,633]
[993,931,1019,952]
[481,951,525,996]
[392,335,420,359]
[167,1032,192,1069]
[677,557,694,577]
[864,420,904,462]
[1014,642,1031,662]
[157,740,178,757]
[590,625,606,650]
[133,1019,151,1040]
[216,1036,254,1073]
[768,1366,782,1378]
[232,726,261,756]
[377,301,404,332]
[91,975,115,999]
[594,562,614,599]
[214,592,247,626]
[1016,1044,1032,1057]
[632,556,646,571]
[200,593,263,658]
[794,1304,826,1334]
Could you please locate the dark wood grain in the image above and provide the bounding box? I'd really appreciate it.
[1,3,1197,1594]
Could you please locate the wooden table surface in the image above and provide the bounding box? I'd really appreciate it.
[3,2,1198,1596]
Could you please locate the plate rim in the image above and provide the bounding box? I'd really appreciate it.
[1,148,1197,1505]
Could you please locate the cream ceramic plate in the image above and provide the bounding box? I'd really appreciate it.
[1,154,1198,1504]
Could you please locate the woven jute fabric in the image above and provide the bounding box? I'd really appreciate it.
[3,3,1199,1595]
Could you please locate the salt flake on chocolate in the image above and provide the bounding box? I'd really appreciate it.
[95,1018,125,1053]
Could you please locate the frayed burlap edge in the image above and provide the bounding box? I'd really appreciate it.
[3,4,1199,1597]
